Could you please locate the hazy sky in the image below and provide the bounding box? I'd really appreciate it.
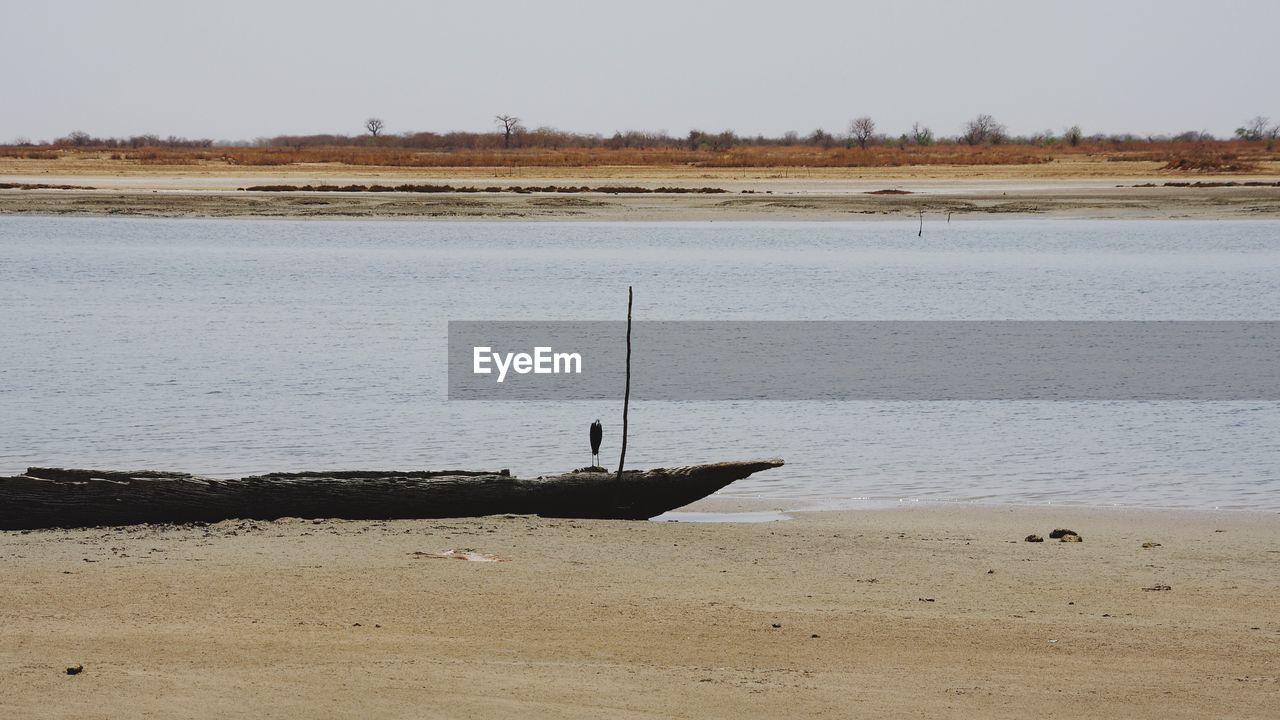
[5,0,1278,142]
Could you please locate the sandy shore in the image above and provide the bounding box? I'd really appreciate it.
[3,503,1276,719]
[4,185,1280,221]
[3,157,1280,220]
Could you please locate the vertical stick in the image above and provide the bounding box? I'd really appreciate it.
[918,211,923,237]
[616,286,633,482]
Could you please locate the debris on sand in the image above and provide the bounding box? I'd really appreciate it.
[1048,529,1078,539]
[1025,534,1044,543]
[1060,534,1083,543]
[1142,542,1162,548]
[411,549,506,562]
[0,182,97,191]
[1142,584,1172,592]
[241,183,730,195]
[1161,155,1258,173]
[65,664,83,675]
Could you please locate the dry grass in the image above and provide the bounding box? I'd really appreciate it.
[1116,143,1272,173]
[0,148,59,160]
[2,140,1273,171]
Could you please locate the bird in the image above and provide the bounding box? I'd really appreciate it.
[589,419,603,468]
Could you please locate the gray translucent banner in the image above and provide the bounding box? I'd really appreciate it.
[448,321,1280,401]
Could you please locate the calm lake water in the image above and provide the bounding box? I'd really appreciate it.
[2,216,1278,510]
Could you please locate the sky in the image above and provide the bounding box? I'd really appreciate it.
[4,0,1278,142]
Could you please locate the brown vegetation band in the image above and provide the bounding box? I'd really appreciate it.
[240,184,731,194]
[1128,181,1280,188]
[0,182,96,190]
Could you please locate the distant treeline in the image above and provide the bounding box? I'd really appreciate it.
[2,115,1275,171]
[10,113,1280,151]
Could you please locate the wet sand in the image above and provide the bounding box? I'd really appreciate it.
[2,503,1276,719]
[2,157,1279,220]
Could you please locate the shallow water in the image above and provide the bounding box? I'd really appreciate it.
[652,511,792,523]
[2,216,1277,510]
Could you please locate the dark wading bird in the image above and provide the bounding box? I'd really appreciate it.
[589,419,603,468]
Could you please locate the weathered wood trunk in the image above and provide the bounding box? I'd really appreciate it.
[0,459,783,530]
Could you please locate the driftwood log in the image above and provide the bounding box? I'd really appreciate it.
[0,459,784,530]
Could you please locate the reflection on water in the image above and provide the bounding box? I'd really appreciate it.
[1,217,1278,510]
[652,511,792,523]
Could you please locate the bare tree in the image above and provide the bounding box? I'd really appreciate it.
[1173,129,1214,143]
[911,122,934,146]
[364,118,385,138]
[849,116,876,149]
[962,114,1007,146]
[808,128,835,149]
[1064,125,1084,147]
[1235,116,1274,141]
[495,114,523,149]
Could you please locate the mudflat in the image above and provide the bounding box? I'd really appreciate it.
[2,156,1279,220]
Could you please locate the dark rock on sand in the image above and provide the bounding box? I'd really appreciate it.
[1049,529,1078,539]
[1025,534,1044,543]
